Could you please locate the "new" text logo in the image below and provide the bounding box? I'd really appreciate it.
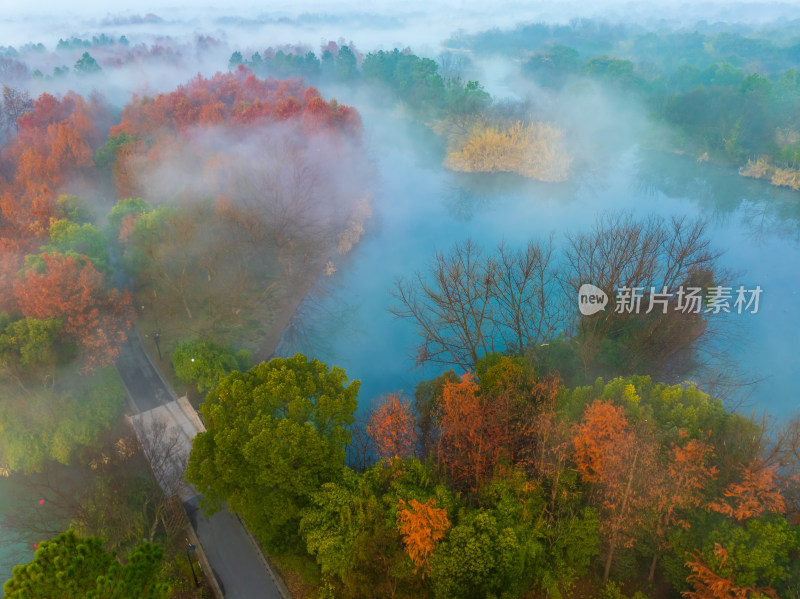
[578,284,608,315]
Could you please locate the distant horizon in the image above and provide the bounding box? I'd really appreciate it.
[4,1,800,52]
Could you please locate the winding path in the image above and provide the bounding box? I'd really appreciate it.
[116,332,290,599]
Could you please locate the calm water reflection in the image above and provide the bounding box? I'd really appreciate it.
[278,128,800,419]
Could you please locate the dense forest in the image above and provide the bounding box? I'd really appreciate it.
[1,8,799,599]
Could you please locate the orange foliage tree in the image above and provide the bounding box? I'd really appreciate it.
[437,373,488,492]
[683,543,779,599]
[109,68,362,199]
[366,393,416,461]
[437,363,558,495]
[0,238,32,313]
[572,399,659,582]
[396,498,451,576]
[707,459,786,521]
[648,435,719,582]
[13,253,135,371]
[0,92,109,236]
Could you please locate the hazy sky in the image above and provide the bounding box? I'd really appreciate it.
[3,0,800,52]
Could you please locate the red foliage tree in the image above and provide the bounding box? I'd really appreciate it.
[108,71,362,200]
[0,238,31,313]
[110,70,361,140]
[438,373,495,493]
[437,363,558,495]
[366,393,416,461]
[13,253,135,371]
[649,435,719,582]
[0,92,109,236]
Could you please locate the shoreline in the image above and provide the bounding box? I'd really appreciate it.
[255,198,373,364]
[254,258,330,363]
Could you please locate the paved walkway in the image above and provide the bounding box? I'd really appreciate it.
[117,331,290,599]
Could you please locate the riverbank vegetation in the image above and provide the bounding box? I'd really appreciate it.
[232,43,572,181]
[184,352,800,599]
[0,57,370,596]
[0,67,367,465]
[448,19,800,192]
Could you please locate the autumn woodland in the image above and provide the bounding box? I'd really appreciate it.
[1,6,800,599]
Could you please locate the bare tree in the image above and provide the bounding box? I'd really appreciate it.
[392,239,495,369]
[392,214,725,381]
[390,237,563,370]
[437,51,470,82]
[346,413,376,472]
[2,424,187,556]
[1,85,33,140]
[560,212,724,380]
[134,417,190,542]
[227,130,357,282]
[493,238,563,355]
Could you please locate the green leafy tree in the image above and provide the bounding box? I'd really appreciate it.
[479,473,600,598]
[362,50,451,117]
[228,50,243,70]
[54,194,93,224]
[106,197,152,242]
[186,354,359,550]
[524,45,581,88]
[335,45,358,82]
[28,219,110,272]
[664,513,800,595]
[301,467,409,597]
[302,458,457,596]
[0,314,63,375]
[171,338,252,393]
[94,133,136,169]
[247,51,264,75]
[320,49,335,79]
[74,51,101,75]
[430,509,526,599]
[3,530,170,598]
[303,51,321,77]
[0,367,125,472]
[581,56,636,84]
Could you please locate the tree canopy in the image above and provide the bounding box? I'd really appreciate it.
[3,530,170,598]
[186,354,360,550]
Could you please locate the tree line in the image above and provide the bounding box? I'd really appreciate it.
[183,351,800,598]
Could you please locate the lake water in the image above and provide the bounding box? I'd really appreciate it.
[277,108,800,420]
[0,474,60,586]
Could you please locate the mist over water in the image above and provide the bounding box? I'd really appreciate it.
[277,113,800,418]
